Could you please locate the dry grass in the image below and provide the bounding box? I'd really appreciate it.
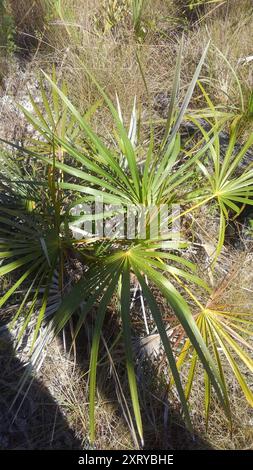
[40,335,135,450]
[4,0,252,125]
[0,2,242,118]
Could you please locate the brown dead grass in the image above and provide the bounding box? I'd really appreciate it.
[40,336,135,450]
[5,0,252,124]
[1,1,177,132]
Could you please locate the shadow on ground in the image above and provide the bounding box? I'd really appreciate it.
[61,312,213,451]
[0,324,82,450]
[0,310,213,450]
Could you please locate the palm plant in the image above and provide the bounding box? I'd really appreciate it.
[194,47,253,133]
[173,268,253,426]
[1,43,253,445]
[185,114,253,261]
